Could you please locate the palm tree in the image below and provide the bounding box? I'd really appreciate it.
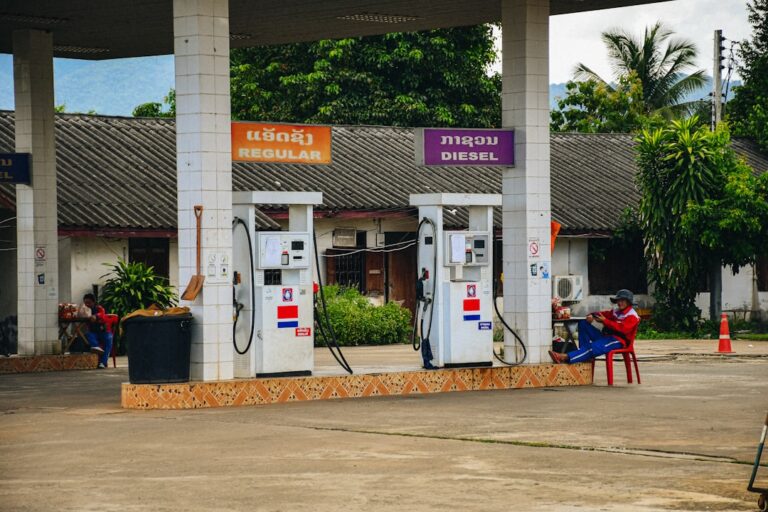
[575,22,706,118]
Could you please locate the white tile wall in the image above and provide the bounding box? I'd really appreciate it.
[501,0,552,363]
[174,0,233,381]
[13,30,59,355]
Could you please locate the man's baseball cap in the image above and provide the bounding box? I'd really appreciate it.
[610,289,634,304]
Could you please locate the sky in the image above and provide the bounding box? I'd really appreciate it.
[544,0,751,83]
[0,0,756,116]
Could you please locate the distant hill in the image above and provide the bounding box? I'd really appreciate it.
[0,54,741,117]
[549,76,741,110]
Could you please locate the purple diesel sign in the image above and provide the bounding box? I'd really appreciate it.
[415,128,514,166]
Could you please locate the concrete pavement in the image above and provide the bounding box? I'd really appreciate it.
[0,340,766,511]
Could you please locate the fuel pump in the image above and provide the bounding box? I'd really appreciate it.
[409,193,500,368]
[232,191,320,378]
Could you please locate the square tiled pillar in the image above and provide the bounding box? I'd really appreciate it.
[501,0,552,363]
[174,0,233,381]
[13,30,59,356]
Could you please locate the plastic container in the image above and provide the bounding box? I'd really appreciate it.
[124,313,192,384]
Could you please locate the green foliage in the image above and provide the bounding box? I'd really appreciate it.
[99,259,177,320]
[316,285,411,346]
[574,22,706,120]
[230,25,501,127]
[132,88,176,118]
[682,160,768,270]
[635,117,726,330]
[550,74,658,133]
[728,0,768,150]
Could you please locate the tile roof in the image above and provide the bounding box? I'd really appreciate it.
[0,111,766,234]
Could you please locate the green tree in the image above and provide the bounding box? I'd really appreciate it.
[576,22,706,119]
[682,162,768,275]
[550,73,653,132]
[132,88,175,117]
[230,25,501,127]
[635,117,762,329]
[728,0,768,150]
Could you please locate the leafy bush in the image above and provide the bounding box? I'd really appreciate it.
[99,259,178,354]
[100,259,177,319]
[316,285,411,346]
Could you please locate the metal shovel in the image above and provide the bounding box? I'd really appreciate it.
[181,205,205,301]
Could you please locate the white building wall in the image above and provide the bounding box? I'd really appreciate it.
[65,237,127,304]
[169,239,179,291]
[696,265,760,319]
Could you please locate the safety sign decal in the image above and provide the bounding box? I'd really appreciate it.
[478,321,492,330]
[295,327,311,337]
[277,305,299,328]
[282,287,294,302]
[466,284,477,298]
[463,298,481,321]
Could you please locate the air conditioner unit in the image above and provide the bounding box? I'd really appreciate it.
[332,228,357,248]
[553,275,584,302]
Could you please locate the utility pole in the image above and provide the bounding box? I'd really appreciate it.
[710,29,725,321]
[712,29,725,129]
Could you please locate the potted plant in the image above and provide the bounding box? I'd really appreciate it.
[100,260,189,383]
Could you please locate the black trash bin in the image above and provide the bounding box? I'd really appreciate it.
[125,313,192,384]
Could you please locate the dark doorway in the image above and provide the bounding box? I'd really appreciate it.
[129,238,170,280]
[385,232,417,315]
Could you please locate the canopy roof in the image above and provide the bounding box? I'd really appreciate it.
[0,0,670,59]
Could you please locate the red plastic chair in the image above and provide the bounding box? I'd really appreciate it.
[591,339,641,386]
[104,314,119,368]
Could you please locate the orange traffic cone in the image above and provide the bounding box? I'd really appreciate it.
[717,313,734,354]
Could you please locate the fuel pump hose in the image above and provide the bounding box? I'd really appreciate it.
[313,230,353,375]
[411,217,438,369]
[232,217,255,355]
[492,276,528,365]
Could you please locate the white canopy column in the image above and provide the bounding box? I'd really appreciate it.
[13,30,59,356]
[501,0,552,363]
[174,0,233,381]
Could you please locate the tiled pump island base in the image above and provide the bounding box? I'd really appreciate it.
[122,363,593,409]
[0,353,97,374]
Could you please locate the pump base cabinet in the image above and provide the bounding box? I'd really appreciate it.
[442,280,494,367]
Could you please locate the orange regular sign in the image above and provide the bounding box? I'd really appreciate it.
[231,122,332,164]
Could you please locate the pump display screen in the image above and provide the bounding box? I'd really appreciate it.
[474,240,485,249]
[257,232,311,269]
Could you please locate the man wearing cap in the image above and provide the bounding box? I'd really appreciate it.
[549,289,640,364]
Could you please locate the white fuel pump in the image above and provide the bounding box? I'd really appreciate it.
[410,193,501,368]
[232,191,321,377]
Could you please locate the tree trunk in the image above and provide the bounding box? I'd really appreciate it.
[709,261,722,322]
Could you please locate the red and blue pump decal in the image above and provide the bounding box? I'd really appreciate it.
[277,305,299,328]
[463,298,480,321]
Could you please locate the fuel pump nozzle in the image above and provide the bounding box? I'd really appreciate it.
[412,266,438,369]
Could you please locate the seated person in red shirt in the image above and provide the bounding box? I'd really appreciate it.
[82,293,113,369]
[549,289,640,364]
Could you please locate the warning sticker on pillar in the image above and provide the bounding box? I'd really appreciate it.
[231,122,332,164]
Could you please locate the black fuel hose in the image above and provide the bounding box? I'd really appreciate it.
[232,217,255,355]
[313,230,353,375]
[411,217,438,352]
[492,277,527,365]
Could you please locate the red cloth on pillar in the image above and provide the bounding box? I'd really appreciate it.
[551,221,562,253]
